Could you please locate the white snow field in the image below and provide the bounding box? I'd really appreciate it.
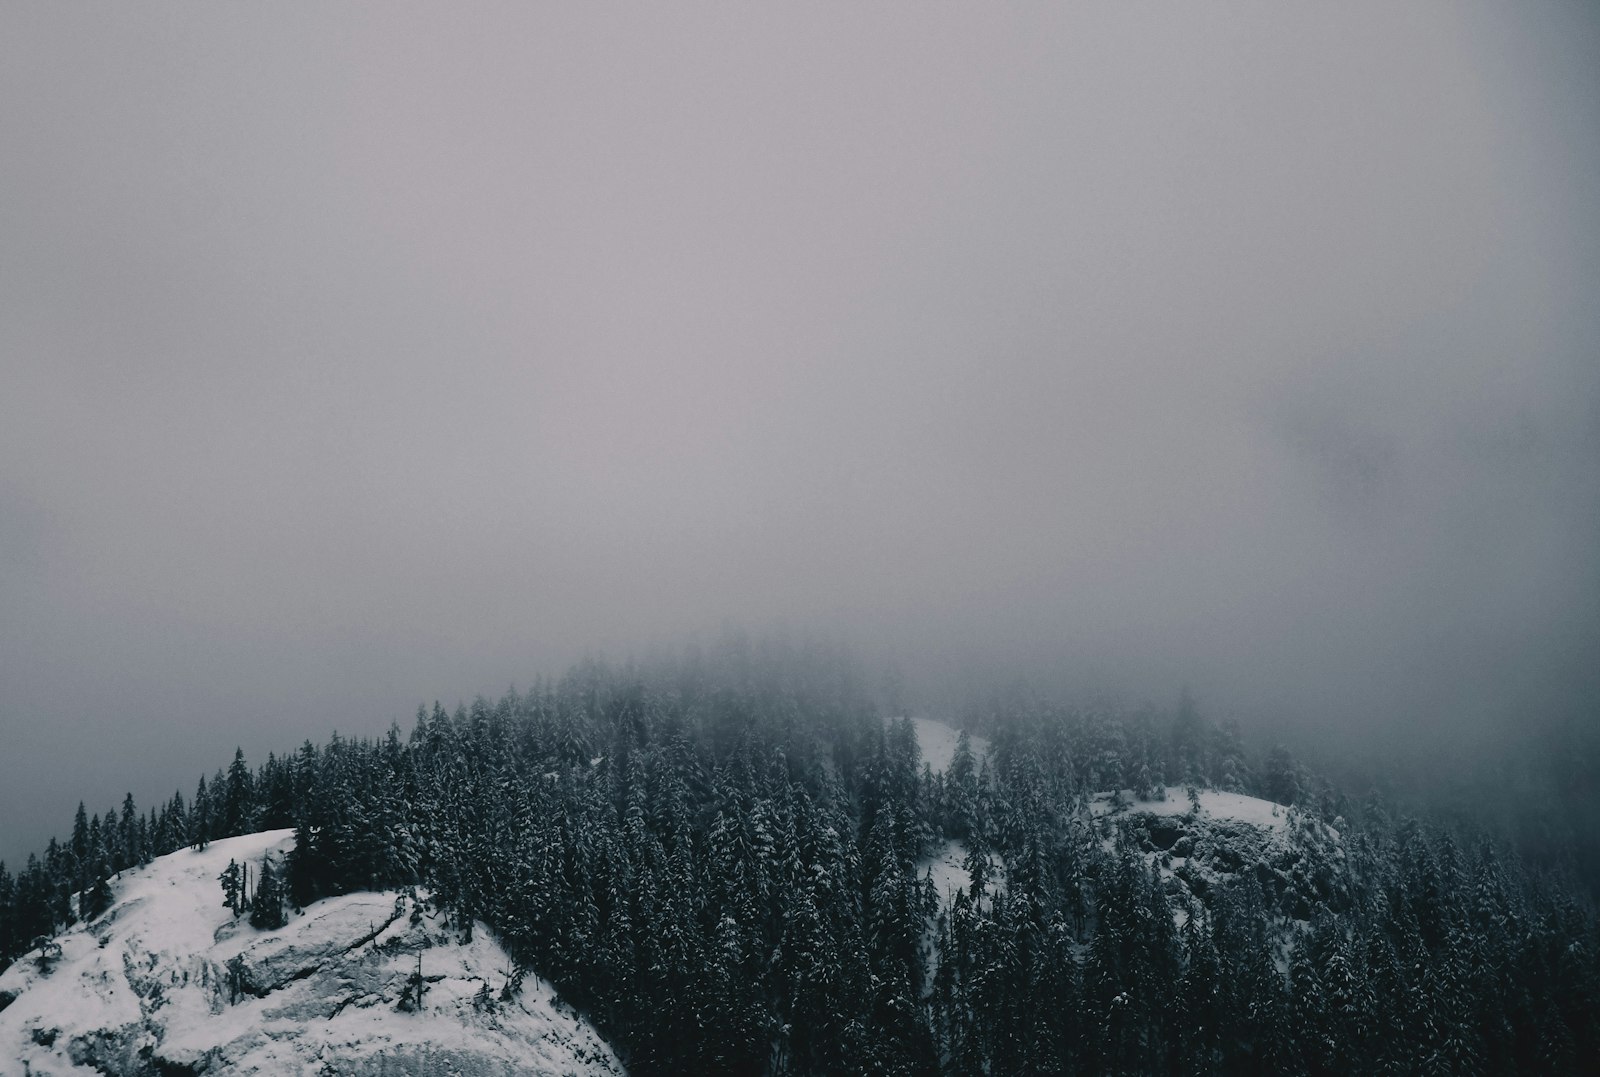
[902,717,988,777]
[0,830,622,1076]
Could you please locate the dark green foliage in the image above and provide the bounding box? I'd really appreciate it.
[223,747,255,838]
[81,874,114,922]
[1264,744,1303,807]
[249,856,286,930]
[2,647,1598,1076]
[219,858,244,917]
[190,775,212,850]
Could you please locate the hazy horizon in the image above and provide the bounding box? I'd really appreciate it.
[4,2,1598,866]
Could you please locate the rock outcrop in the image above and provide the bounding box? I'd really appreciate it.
[0,831,622,1076]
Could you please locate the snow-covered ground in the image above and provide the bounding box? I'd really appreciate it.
[923,840,975,909]
[0,831,622,1076]
[898,716,988,776]
[1090,786,1295,833]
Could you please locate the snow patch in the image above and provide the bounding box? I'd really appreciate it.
[899,717,989,776]
[1090,786,1298,833]
[924,840,975,909]
[919,840,1004,912]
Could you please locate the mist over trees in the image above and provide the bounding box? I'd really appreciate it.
[3,638,1596,1074]
[2,6,1596,1072]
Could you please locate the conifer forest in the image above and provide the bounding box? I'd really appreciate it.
[3,643,1596,1075]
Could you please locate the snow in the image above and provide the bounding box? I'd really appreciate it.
[919,839,1005,915]
[900,717,988,776]
[923,840,975,908]
[918,839,1005,998]
[1090,786,1294,833]
[0,831,622,1076]
[901,718,1002,993]
[1088,786,1347,926]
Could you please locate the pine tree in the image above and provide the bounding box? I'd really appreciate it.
[1171,686,1207,785]
[69,801,91,901]
[118,793,142,872]
[80,815,114,920]
[191,776,212,850]
[1264,745,1302,806]
[250,856,287,929]
[223,747,255,837]
[219,859,244,916]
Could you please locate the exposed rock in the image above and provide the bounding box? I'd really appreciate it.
[0,831,623,1076]
[1092,785,1349,920]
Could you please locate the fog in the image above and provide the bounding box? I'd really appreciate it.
[3,3,1597,866]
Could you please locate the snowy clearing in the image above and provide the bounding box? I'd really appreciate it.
[900,717,989,776]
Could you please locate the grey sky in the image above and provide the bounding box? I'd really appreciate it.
[3,3,1597,864]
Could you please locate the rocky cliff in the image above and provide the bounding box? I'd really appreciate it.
[0,831,622,1076]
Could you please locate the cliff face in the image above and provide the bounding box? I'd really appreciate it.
[0,831,622,1076]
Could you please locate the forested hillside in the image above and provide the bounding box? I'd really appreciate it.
[3,642,1597,1074]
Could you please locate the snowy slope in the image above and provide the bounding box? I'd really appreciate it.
[0,831,622,1076]
[922,841,975,909]
[899,717,988,776]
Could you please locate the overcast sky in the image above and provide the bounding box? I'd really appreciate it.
[3,3,1597,864]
